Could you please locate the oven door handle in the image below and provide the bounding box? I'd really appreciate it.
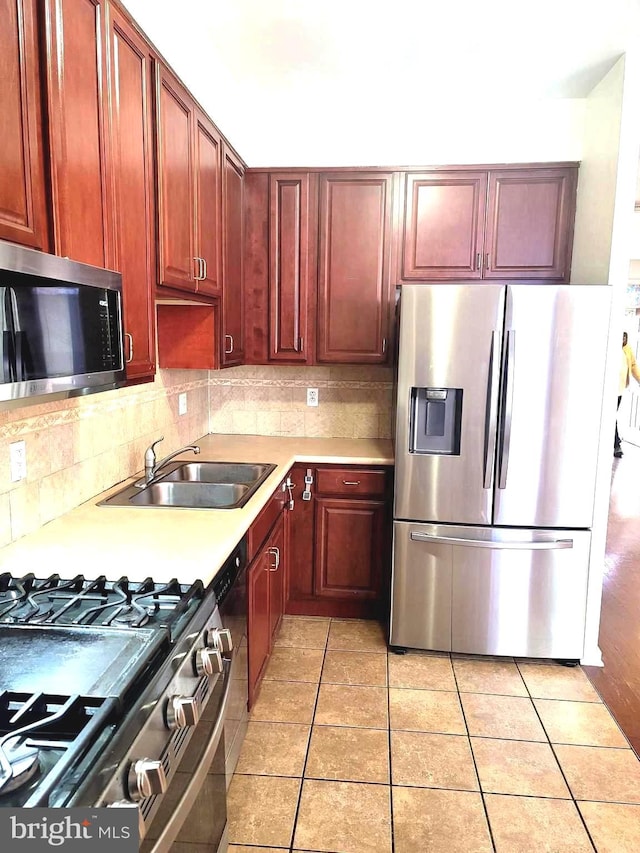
[146,659,233,853]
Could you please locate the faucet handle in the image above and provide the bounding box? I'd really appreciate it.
[145,436,165,467]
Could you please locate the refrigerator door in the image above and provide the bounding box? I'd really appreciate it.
[394,284,505,525]
[450,526,591,659]
[493,285,611,528]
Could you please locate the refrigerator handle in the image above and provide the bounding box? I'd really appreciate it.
[483,331,501,489]
[410,531,573,550]
[498,330,516,489]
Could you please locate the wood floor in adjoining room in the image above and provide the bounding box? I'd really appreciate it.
[584,439,640,757]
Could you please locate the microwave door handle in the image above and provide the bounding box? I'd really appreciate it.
[2,331,15,382]
[498,330,516,489]
[14,331,26,381]
[483,331,501,489]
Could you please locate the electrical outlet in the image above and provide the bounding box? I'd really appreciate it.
[178,393,188,415]
[10,440,26,482]
[306,388,319,407]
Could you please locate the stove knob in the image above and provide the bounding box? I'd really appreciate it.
[217,628,233,653]
[127,759,167,802]
[166,694,200,730]
[194,646,223,676]
[206,627,233,654]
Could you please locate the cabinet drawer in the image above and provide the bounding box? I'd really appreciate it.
[316,468,386,498]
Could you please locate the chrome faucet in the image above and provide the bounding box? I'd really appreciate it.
[142,436,201,484]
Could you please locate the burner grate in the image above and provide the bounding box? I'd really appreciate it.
[0,573,204,632]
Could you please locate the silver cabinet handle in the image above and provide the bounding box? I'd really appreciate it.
[202,257,207,280]
[483,331,500,489]
[193,257,200,280]
[268,546,280,570]
[382,337,387,354]
[485,252,490,269]
[498,330,515,489]
[342,480,361,486]
[125,332,134,364]
[410,531,573,550]
[224,334,234,354]
[476,251,481,271]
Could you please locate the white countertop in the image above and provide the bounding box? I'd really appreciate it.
[0,435,394,586]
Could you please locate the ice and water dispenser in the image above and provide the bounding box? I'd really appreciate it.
[409,387,463,455]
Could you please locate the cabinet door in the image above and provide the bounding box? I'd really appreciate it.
[269,173,316,362]
[155,64,196,292]
[247,548,271,708]
[108,6,156,380]
[401,172,487,280]
[268,513,285,639]
[314,496,385,602]
[0,0,48,250]
[317,173,393,363]
[44,0,114,267]
[484,168,577,281]
[194,111,222,297]
[221,145,245,365]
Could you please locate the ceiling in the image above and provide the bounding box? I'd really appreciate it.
[123,0,640,166]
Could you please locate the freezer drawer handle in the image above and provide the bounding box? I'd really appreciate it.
[410,532,573,550]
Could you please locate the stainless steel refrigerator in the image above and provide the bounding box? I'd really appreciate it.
[390,283,611,660]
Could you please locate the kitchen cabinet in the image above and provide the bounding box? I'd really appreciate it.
[0,0,49,251]
[317,173,394,363]
[107,4,156,380]
[44,0,115,268]
[244,170,394,365]
[247,477,287,707]
[287,464,391,618]
[268,173,317,362]
[221,145,245,366]
[155,63,223,296]
[398,165,577,282]
[156,303,219,369]
[484,168,577,280]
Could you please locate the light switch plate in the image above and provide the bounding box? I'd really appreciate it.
[10,440,26,482]
[178,393,188,415]
[306,388,319,407]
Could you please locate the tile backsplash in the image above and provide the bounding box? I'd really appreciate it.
[209,365,394,440]
[0,370,209,547]
[0,363,394,547]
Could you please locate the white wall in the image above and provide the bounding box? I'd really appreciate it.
[570,53,640,664]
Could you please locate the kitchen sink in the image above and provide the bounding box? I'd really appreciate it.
[129,481,250,508]
[98,461,277,509]
[160,462,275,485]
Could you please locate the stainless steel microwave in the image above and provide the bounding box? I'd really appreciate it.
[0,242,125,406]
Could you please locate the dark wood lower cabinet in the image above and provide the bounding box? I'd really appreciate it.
[247,505,286,708]
[287,464,391,619]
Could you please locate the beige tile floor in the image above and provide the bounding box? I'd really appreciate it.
[227,617,640,853]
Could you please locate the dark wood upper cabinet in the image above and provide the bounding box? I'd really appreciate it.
[317,173,393,363]
[221,145,245,366]
[402,172,487,280]
[194,111,222,297]
[155,64,195,292]
[44,0,114,267]
[484,168,577,280]
[268,173,317,362]
[108,4,156,380]
[0,0,48,250]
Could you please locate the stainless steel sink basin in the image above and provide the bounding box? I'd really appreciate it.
[98,461,277,509]
[129,482,250,508]
[160,462,274,485]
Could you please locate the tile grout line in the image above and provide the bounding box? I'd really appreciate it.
[452,654,498,853]
[515,659,599,852]
[284,618,331,853]
[387,647,395,853]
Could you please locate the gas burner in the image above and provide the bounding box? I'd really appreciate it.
[0,573,204,634]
